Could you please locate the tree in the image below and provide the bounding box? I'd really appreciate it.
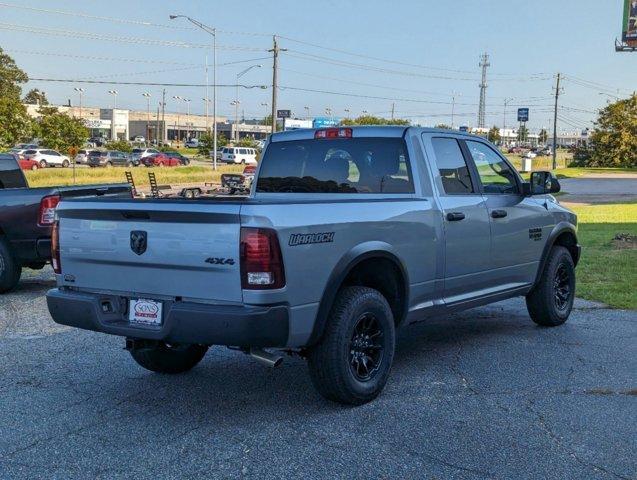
[23,88,49,105]
[0,98,33,149]
[36,106,88,153]
[583,95,637,168]
[487,126,501,143]
[434,123,452,130]
[105,140,132,153]
[0,48,32,148]
[341,115,410,126]
[0,47,28,99]
[517,125,529,142]
[197,132,228,155]
[538,128,548,144]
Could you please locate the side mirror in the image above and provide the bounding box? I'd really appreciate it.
[526,171,561,195]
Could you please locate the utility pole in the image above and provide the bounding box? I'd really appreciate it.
[391,102,395,121]
[477,52,490,129]
[155,105,160,144]
[269,36,287,134]
[502,97,513,146]
[552,73,562,170]
[142,93,151,143]
[161,89,166,144]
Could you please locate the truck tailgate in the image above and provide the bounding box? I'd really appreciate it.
[56,200,243,303]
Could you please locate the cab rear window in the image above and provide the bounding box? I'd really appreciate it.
[256,137,414,194]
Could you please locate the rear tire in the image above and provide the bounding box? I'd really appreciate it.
[39,160,47,168]
[526,246,575,327]
[307,286,395,405]
[62,160,70,168]
[129,342,208,374]
[0,238,22,293]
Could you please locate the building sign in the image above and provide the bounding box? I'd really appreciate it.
[277,109,291,119]
[517,108,529,122]
[283,118,313,130]
[84,119,111,129]
[313,117,339,128]
[623,0,637,45]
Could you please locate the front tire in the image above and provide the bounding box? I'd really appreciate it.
[39,160,47,168]
[526,246,575,326]
[62,160,70,168]
[0,238,22,293]
[129,342,208,374]
[308,286,395,405]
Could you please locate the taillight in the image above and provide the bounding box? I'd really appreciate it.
[51,220,61,274]
[315,128,352,139]
[38,195,60,226]
[240,227,285,289]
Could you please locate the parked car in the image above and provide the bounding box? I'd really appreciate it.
[130,148,160,164]
[221,146,258,164]
[185,138,199,148]
[89,137,107,147]
[23,149,71,168]
[163,151,190,166]
[2,152,39,171]
[0,152,130,293]
[74,148,97,165]
[46,126,580,405]
[88,150,136,167]
[141,153,182,167]
[133,135,146,143]
[507,146,523,154]
[522,151,538,159]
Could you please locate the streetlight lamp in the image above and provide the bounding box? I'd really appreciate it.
[74,87,84,119]
[142,92,151,143]
[235,64,262,142]
[170,14,218,170]
[108,90,118,109]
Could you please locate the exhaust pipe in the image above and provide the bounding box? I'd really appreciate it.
[249,348,284,368]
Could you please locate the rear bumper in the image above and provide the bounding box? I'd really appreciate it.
[46,288,289,347]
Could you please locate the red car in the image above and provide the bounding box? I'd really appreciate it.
[142,153,181,168]
[19,158,40,171]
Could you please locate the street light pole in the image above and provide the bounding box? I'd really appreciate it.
[503,97,513,146]
[235,64,262,142]
[304,106,310,120]
[142,92,151,143]
[108,90,118,140]
[173,95,182,143]
[184,98,191,140]
[170,14,217,169]
[74,87,84,119]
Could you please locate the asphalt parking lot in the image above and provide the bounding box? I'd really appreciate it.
[1,268,635,479]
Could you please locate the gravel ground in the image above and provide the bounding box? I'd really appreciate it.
[0,269,635,479]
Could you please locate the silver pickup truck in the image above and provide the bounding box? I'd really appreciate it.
[47,126,580,405]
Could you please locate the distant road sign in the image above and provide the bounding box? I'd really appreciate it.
[277,109,291,119]
[517,108,529,122]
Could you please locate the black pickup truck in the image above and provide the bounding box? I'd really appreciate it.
[0,152,130,293]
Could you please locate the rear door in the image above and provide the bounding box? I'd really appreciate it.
[463,140,553,287]
[422,134,493,302]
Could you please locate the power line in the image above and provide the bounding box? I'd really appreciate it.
[27,77,270,88]
[0,22,266,50]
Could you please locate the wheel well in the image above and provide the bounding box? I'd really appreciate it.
[341,257,407,326]
[553,231,579,265]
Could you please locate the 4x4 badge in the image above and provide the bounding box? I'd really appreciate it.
[130,231,148,255]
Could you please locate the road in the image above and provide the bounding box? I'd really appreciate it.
[559,175,637,204]
[1,268,635,479]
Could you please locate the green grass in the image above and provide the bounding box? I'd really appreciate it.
[25,165,244,188]
[568,202,637,309]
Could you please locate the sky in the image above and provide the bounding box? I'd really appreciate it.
[0,0,634,132]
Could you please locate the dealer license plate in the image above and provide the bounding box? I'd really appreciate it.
[129,298,163,326]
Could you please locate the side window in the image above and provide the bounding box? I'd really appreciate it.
[465,141,519,194]
[239,148,247,155]
[430,137,474,194]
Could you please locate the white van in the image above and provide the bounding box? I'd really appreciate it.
[220,147,258,165]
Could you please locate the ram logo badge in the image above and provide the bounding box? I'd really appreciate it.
[130,231,148,255]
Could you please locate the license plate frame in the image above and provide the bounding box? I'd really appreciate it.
[129,298,163,326]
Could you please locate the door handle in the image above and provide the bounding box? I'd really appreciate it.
[491,209,508,219]
[446,212,466,221]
